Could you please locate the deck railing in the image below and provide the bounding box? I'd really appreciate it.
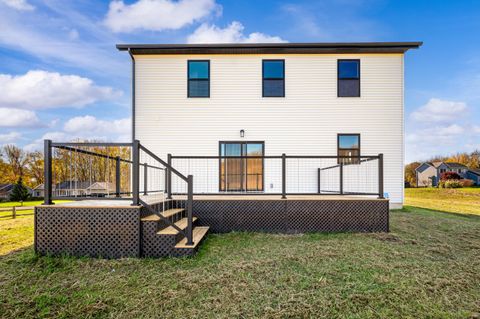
[43,140,195,245]
[169,154,384,198]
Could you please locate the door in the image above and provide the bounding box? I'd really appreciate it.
[220,142,264,192]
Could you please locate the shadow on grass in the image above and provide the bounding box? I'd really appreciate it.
[392,205,480,221]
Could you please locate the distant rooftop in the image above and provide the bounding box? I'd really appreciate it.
[117,42,422,55]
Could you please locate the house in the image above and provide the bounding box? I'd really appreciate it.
[33,181,115,197]
[466,169,480,185]
[36,42,422,258]
[0,183,33,199]
[415,162,469,187]
[116,42,422,209]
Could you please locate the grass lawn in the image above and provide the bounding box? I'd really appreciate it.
[405,187,480,216]
[0,200,70,255]
[0,206,479,318]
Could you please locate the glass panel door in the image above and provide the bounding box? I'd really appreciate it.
[220,142,264,192]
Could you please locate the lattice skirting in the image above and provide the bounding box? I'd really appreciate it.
[189,199,389,233]
[35,206,141,258]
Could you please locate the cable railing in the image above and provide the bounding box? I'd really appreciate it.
[43,140,195,246]
[169,154,384,198]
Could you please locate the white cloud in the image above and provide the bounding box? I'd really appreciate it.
[1,0,34,11]
[24,116,131,152]
[0,70,121,110]
[187,21,287,44]
[104,0,218,33]
[0,132,21,144]
[411,98,467,123]
[64,115,130,138]
[0,107,40,127]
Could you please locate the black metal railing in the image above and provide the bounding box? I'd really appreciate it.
[169,154,384,198]
[43,140,194,245]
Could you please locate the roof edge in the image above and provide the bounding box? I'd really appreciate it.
[116,42,422,55]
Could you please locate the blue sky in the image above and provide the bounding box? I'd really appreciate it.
[0,0,479,163]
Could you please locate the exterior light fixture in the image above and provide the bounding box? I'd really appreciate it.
[240,129,245,138]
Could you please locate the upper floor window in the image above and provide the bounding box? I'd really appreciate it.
[338,60,360,97]
[338,134,360,164]
[263,60,285,97]
[188,60,210,97]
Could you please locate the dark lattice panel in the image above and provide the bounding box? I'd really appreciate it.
[35,206,140,258]
[190,199,388,233]
[286,200,389,233]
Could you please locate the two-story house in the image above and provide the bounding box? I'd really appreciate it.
[415,161,469,187]
[117,42,421,209]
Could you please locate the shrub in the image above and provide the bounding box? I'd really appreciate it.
[460,179,474,187]
[443,179,463,188]
[441,171,461,181]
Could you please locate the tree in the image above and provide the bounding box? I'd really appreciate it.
[404,161,420,187]
[9,177,31,205]
[3,145,27,182]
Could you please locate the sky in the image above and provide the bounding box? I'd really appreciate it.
[0,0,479,163]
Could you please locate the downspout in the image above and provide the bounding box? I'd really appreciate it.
[128,49,136,142]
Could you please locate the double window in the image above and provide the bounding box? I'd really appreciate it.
[188,60,210,97]
[338,60,360,97]
[338,134,360,164]
[262,60,285,97]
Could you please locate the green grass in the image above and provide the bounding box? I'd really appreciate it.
[0,201,69,255]
[405,187,480,216]
[0,200,71,207]
[0,206,479,318]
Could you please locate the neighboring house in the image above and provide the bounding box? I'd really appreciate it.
[33,181,115,197]
[415,162,469,187]
[466,169,480,185]
[116,42,422,208]
[0,183,33,199]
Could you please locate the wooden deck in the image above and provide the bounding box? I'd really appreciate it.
[50,193,384,208]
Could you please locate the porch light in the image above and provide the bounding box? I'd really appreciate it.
[240,129,245,138]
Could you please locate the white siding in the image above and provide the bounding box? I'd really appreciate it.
[134,54,404,205]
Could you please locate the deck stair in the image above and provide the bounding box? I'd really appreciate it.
[141,204,208,257]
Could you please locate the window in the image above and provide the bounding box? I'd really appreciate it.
[219,142,264,192]
[188,60,209,97]
[338,134,360,164]
[338,60,360,97]
[263,60,285,97]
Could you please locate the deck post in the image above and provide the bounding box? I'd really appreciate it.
[167,153,172,199]
[317,168,321,194]
[339,162,344,195]
[186,175,194,245]
[132,140,140,206]
[281,153,287,199]
[378,153,384,199]
[143,163,148,196]
[43,139,53,205]
[115,156,121,198]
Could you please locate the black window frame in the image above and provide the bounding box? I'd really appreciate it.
[337,59,360,97]
[218,141,265,192]
[337,133,361,165]
[262,59,285,97]
[187,60,210,98]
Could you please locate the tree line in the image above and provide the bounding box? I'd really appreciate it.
[0,144,132,193]
[405,150,480,186]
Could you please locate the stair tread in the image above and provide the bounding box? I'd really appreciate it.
[141,208,185,221]
[175,226,210,248]
[157,217,198,235]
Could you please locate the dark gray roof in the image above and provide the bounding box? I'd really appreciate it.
[468,169,480,176]
[55,181,92,190]
[117,42,422,55]
[445,162,468,169]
